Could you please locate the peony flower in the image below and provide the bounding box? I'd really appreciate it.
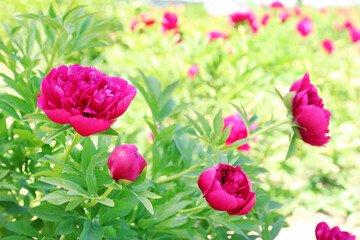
[198,163,256,215]
[130,18,139,31]
[270,1,284,8]
[37,65,136,136]
[297,17,313,37]
[229,6,256,25]
[322,39,334,54]
[288,73,331,146]
[188,65,199,80]
[315,222,356,240]
[223,114,257,151]
[207,31,228,42]
[162,12,178,32]
[108,144,147,182]
[261,13,270,26]
[278,9,290,22]
[293,6,301,16]
[348,26,360,43]
[140,13,156,26]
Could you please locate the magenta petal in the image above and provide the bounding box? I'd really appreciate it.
[68,115,111,136]
[198,167,217,197]
[299,130,330,146]
[227,192,256,215]
[38,97,71,124]
[205,190,240,211]
[295,105,328,133]
[315,222,331,240]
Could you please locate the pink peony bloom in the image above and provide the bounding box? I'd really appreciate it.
[315,222,356,240]
[297,17,313,37]
[162,12,178,32]
[261,13,270,26]
[229,6,256,25]
[37,65,136,136]
[322,39,334,54]
[223,114,257,151]
[130,18,139,31]
[270,1,284,8]
[293,6,301,16]
[207,31,228,42]
[344,20,353,29]
[289,73,331,146]
[108,145,147,182]
[278,10,290,22]
[188,65,199,80]
[348,26,360,43]
[198,163,256,215]
[140,13,156,26]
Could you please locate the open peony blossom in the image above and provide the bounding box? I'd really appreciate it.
[315,222,356,240]
[297,17,313,37]
[348,26,360,43]
[207,31,228,42]
[322,39,334,54]
[130,13,156,31]
[198,163,256,215]
[229,6,256,25]
[223,114,257,151]
[270,1,284,8]
[108,144,147,182]
[162,12,178,32]
[278,9,290,23]
[188,65,199,80]
[288,73,331,146]
[37,65,136,136]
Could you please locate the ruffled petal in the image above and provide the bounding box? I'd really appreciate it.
[315,222,331,240]
[198,166,217,197]
[295,105,328,134]
[227,192,256,215]
[205,190,241,211]
[68,115,111,136]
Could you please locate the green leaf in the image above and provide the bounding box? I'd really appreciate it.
[30,203,78,221]
[0,113,8,138]
[158,81,179,108]
[156,124,177,142]
[97,198,114,207]
[43,190,82,205]
[43,125,72,144]
[213,109,224,136]
[0,94,33,113]
[185,115,204,136]
[41,17,61,29]
[65,198,83,211]
[218,125,231,145]
[128,187,154,215]
[63,5,86,23]
[80,219,104,240]
[56,218,80,235]
[1,236,32,240]
[81,138,92,171]
[40,177,89,197]
[209,215,249,240]
[138,190,162,199]
[0,101,21,120]
[23,112,51,122]
[4,221,40,238]
[38,155,68,169]
[285,131,297,160]
[232,219,262,230]
[94,127,118,136]
[269,217,285,240]
[194,111,212,139]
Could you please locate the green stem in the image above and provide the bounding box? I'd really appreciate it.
[62,133,80,163]
[156,163,200,184]
[101,187,113,199]
[45,29,63,74]
[178,205,208,214]
[248,119,289,139]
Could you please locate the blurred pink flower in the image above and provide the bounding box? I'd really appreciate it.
[250,20,260,33]
[270,1,284,8]
[223,114,257,151]
[293,6,301,16]
[297,17,313,37]
[348,26,360,43]
[140,13,156,26]
[261,13,270,26]
[278,10,290,22]
[162,12,178,32]
[322,39,334,54]
[130,18,139,31]
[315,222,355,240]
[188,65,199,80]
[229,6,256,25]
[207,31,228,42]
